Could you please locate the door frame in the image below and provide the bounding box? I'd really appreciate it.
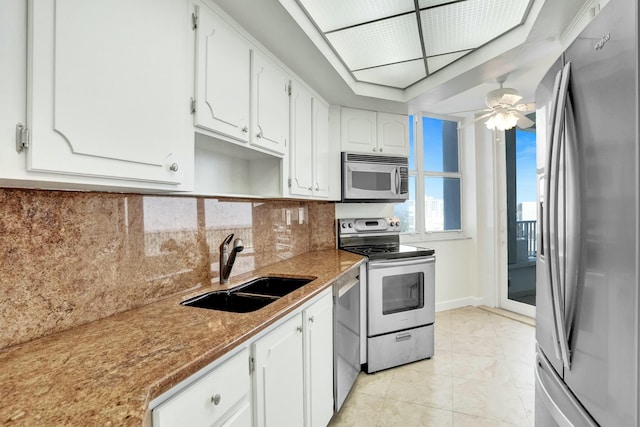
[495,132,536,318]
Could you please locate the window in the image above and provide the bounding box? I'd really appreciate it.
[394,114,462,237]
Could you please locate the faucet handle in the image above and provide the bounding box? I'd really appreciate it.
[220,233,234,251]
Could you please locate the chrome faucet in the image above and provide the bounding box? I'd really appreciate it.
[219,233,244,284]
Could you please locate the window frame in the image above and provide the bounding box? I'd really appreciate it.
[400,112,465,242]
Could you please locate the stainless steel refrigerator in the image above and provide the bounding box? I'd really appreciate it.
[535,0,638,425]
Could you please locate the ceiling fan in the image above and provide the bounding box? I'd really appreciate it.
[466,74,535,131]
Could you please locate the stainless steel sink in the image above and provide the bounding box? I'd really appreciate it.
[181,276,315,313]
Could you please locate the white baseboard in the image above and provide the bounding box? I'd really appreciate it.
[436,296,484,312]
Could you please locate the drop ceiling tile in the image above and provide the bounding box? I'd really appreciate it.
[299,0,415,32]
[420,0,531,56]
[418,0,458,8]
[427,50,471,73]
[353,59,426,88]
[327,14,423,70]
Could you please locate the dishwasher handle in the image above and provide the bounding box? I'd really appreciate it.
[334,277,359,298]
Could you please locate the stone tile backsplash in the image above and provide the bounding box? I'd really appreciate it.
[0,188,335,349]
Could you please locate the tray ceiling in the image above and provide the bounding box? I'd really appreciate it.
[295,0,534,89]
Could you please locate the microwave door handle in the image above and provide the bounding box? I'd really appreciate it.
[395,168,400,195]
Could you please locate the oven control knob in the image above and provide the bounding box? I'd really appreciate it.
[341,223,347,228]
[348,223,353,228]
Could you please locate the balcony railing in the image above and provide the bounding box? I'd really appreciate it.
[516,220,537,259]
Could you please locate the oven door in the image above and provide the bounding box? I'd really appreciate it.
[367,256,435,336]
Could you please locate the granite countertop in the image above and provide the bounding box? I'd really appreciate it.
[0,249,364,427]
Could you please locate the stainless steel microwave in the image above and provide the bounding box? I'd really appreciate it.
[341,152,409,202]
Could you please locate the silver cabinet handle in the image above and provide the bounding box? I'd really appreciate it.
[379,147,383,152]
[315,184,320,191]
[296,326,303,333]
[308,316,314,323]
[242,126,248,133]
[256,130,263,139]
[372,147,377,152]
[211,394,221,405]
[169,163,179,172]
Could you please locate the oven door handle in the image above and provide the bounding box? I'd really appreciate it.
[368,256,435,269]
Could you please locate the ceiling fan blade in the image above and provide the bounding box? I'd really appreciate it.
[500,93,523,105]
[515,102,536,112]
[473,111,495,123]
[514,111,535,129]
[458,111,495,129]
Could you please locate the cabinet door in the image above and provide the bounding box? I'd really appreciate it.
[304,291,334,427]
[194,2,251,143]
[27,0,189,185]
[312,99,330,198]
[251,51,289,155]
[340,108,376,154]
[377,112,409,156]
[253,314,304,427]
[289,82,314,197]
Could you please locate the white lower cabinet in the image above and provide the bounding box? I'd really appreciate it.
[253,290,334,427]
[151,290,335,427]
[304,289,334,427]
[153,348,251,427]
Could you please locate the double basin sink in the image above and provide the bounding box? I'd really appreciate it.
[181,276,315,313]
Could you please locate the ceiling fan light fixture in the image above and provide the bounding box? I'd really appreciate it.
[485,110,519,131]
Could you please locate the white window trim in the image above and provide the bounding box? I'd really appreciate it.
[399,112,466,243]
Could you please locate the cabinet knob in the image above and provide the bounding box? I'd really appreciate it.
[309,316,314,323]
[211,394,221,405]
[242,126,248,133]
[308,187,313,191]
[169,163,179,172]
[256,131,263,139]
[379,148,383,152]
[296,326,303,333]
[315,184,320,191]
[372,148,377,152]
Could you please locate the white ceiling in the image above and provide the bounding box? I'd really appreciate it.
[212,0,593,117]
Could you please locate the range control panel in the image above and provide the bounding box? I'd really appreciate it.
[338,217,401,235]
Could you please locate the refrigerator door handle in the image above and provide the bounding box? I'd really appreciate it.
[544,68,564,363]
[563,92,582,341]
[550,61,573,369]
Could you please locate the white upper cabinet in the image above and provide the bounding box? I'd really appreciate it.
[289,82,314,197]
[251,50,290,155]
[340,108,377,154]
[340,107,408,156]
[377,112,409,156]
[313,99,330,198]
[27,0,191,186]
[193,2,288,157]
[194,2,251,143]
[289,81,331,199]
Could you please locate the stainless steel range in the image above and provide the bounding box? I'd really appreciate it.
[338,218,435,373]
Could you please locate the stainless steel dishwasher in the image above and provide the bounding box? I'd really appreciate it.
[333,268,360,412]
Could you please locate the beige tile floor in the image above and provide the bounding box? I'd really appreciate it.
[329,306,536,427]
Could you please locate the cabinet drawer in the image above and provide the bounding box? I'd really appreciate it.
[153,348,250,427]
